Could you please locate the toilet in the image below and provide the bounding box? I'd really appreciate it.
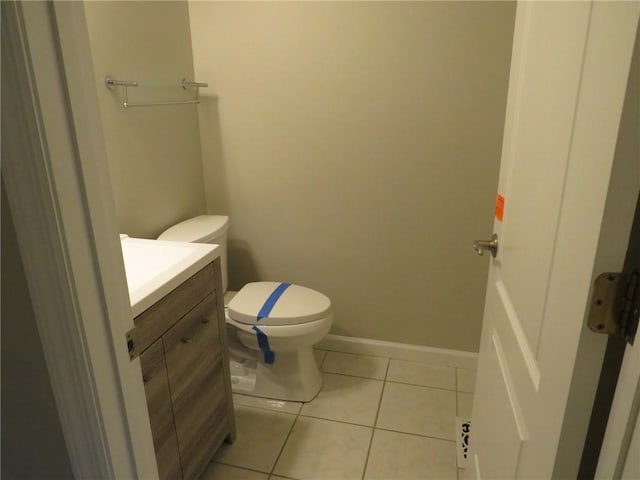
[157,215,333,402]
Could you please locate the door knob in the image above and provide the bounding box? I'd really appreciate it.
[473,234,498,258]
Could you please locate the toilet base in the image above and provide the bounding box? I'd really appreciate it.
[227,342,323,402]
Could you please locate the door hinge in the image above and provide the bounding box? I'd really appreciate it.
[587,270,640,344]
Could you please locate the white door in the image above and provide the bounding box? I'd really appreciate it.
[467,2,639,479]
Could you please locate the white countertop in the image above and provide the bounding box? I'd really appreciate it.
[120,235,220,317]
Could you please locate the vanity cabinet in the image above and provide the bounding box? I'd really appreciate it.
[130,258,235,480]
[140,339,182,479]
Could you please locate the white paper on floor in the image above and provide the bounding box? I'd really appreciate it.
[455,416,471,469]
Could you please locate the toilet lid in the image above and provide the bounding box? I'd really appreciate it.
[157,215,229,243]
[227,282,332,326]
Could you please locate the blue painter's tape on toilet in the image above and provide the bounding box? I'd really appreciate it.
[257,282,291,321]
[252,326,274,364]
[252,282,291,364]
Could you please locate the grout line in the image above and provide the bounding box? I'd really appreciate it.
[320,357,458,390]
[319,370,387,382]
[314,369,460,394]
[373,426,457,443]
[322,348,392,360]
[295,412,376,429]
[212,460,271,476]
[280,413,376,432]
[262,359,367,479]
[267,401,303,478]
[360,357,391,480]
[384,378,458,392]
[278,413,455,444]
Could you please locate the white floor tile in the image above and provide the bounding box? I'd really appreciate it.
[200,463,269,480]
[322,351,388,380]
[301,373,383,426]
[233,393,302,415]
[273,417,372,480]
[377,382,457,440]
[213,405,296,473]
[364,429,457,479]
[387,359,456,390]
[456,368,477,393]
[457,392,474,418]
[217,357,465,479]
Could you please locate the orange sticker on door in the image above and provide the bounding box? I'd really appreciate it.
[495,194,505,222]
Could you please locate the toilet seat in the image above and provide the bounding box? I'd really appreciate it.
[227,282,331,326]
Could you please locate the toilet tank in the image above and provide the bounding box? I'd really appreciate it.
[157,215,229,292]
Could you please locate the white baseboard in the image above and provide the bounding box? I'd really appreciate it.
[316,334,478,370]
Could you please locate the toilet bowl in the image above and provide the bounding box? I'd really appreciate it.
[158,215,333,402]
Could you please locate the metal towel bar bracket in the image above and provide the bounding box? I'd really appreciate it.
[104,76,209,108]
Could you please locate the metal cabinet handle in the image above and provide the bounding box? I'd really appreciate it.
[181,318,210,344]
[473,234,499,258]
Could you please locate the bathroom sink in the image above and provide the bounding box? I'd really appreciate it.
[120,235,220,316]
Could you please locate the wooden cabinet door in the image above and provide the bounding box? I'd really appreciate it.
[140,339,183,480]
[163,293,230,480]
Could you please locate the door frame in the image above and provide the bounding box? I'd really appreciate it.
[547,11,640,477]
[593,193,640,479]
[2,2,157,477]
[2,1,637,478]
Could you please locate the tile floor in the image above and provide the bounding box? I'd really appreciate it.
[201,350,476,480]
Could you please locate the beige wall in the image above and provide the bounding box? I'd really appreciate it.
[190,2,515,352]
[84,1,206,238]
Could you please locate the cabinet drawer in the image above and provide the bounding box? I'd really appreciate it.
[129,263,215,359]
[140,339,182,480]
[163,292,229,480]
